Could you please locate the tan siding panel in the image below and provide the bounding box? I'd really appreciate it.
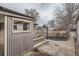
[7,17,34,56]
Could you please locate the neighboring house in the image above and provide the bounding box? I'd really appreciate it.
[53,25,65,31]
[48,25,68,38]
[0,6,35,56]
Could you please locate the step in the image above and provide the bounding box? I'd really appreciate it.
[34,40,48,48]
[34,38,46,45]
[34,34,45,38]
[33,36,45,41]
[33,36,46,45]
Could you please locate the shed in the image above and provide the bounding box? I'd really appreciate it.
[0,6,34,56]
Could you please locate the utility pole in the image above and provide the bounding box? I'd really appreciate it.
[46,26,48,40]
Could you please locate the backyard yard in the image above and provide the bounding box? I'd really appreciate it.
[0,3,79,56]
[23,32,75,56]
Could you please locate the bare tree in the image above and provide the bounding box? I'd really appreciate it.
[25,8,40,23]
[54,3,79,33]
[42,24,48,29]
[48,20,55,28]
[25,4,50,23]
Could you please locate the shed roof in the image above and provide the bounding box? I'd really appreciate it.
[0,6,35,20]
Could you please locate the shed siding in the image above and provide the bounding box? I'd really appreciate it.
[7,17,34,56]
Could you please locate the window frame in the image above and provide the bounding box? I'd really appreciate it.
[12,18,32,33]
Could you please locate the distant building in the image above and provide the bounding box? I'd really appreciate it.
[49,25,65,31]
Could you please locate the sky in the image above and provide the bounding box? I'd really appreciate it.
[0,3,61,26]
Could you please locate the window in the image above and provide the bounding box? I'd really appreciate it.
[23,23,30,30]
[12,18,31,33]
[14,25,17,30]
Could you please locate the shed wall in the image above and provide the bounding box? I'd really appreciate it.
[7,17,34,56]
[0,15,5,44]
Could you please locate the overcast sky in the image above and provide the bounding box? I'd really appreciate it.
[0,3,61,26]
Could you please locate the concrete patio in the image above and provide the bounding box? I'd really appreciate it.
[23,36,75,56]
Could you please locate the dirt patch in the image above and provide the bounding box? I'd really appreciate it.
[75,42,79,56]
[0,44,4,56]
[28,42,60,56]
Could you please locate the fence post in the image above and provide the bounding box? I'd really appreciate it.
[46,27,48,40]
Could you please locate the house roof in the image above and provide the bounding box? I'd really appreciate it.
[0,6,35,20]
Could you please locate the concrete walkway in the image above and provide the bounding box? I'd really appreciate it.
[23,38,75,56]
[47,32,75,56]
[36,37,75,56]
[48,39,75,56]
[23,32,75,56]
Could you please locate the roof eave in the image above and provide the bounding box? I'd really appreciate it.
[0,6,35,21]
